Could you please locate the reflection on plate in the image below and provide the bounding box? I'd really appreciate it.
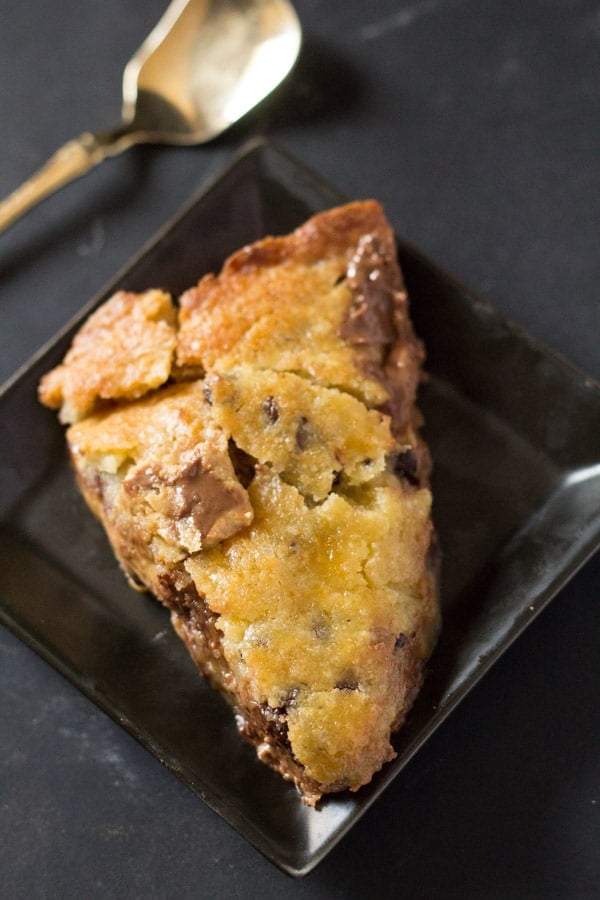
[1,139,599,876]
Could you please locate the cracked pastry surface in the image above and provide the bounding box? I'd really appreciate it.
[39,200,440,805]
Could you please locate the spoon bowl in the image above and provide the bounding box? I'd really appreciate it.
[0,0,301,232]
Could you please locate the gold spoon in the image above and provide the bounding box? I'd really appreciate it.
[0,0,301,233]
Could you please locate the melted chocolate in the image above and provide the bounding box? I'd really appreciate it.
[340,234,406,345]
[172,461,243,535]
[338,232,425,440]
[125,449,252,545]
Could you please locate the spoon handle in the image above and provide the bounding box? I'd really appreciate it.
[0,131,127,234]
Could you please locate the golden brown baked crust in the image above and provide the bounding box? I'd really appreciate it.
[39,289,177,424]
[39,201,439,805]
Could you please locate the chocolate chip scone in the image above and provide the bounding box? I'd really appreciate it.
[39,201,439,805]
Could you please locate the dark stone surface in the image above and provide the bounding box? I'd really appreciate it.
[1,1,598,896]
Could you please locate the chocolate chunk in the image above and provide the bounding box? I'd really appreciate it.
[295,416,311,450]
[261,395,279,424]
[392,448,419,486]
[173,464,245,534]
[124,443,253,548]
[336,678,359,691]
[339,234,406,345]
[395,633,408,650]
[227,439,256,489]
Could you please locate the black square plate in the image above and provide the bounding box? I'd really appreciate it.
[1,140,599,876]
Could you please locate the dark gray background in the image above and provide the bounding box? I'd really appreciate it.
[1,1,598,897]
